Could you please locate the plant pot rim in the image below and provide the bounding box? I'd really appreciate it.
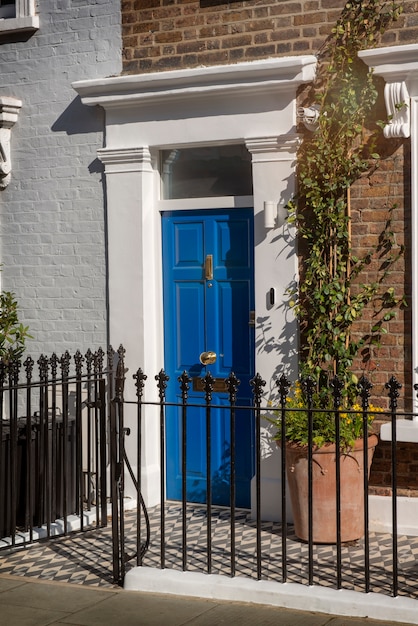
[278,433,379,454]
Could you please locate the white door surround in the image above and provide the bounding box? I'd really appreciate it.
[73,56,317,512]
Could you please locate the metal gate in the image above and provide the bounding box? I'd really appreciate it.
[0,344,149,587]
[0,349,109,550]
[109,347,150,585]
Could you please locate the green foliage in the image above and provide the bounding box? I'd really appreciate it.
[0,291,31,364]
[267,380,383,450]
[289,0,404,397]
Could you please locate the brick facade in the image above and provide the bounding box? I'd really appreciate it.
[120,0,414,404]
[351,138,411,406]
[120,0,417,488]
[121,0,417,75]
[370,427,418,496]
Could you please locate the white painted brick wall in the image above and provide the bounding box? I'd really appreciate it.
[0,0,122,361]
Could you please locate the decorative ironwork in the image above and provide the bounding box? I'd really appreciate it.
[358,375,373,410]
[115,348,127,402]
[107,345,115,370]
[0,349,414,598]
[330,375,344,409]
[74,350,84,377]
[250,373,266,405]
[385,375,402,410]
[94,347,105,375]
[60,351,71,380]
[301,376,315,406]
[225,372,240,404]
[155,369,169,401]
[37,354,49,381]
[49,353,59,379]
[23,355,34,382]
[133,368,147,399]
[0,348,108,557]
[276,373,291,407]
[85,348,94,375]
[202,371,215,404]
[178,370,191,401]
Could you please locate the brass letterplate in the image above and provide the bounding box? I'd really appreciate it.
[193,377,228,393]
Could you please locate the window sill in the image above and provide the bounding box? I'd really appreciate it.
[0,15,39,34]
[380,419,418,443]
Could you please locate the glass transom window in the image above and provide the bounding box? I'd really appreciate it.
[0,1,15,19]
[161,145,253,199]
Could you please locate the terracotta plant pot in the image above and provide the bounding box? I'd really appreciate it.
[282,434,379,544]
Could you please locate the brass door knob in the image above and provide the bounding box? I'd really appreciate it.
[199,351,217,365]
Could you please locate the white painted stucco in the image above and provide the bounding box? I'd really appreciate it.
[73,56,317,512]
[0,0,122,357]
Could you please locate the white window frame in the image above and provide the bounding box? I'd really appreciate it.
[0,0,39,34]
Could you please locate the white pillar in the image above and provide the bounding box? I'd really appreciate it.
[99,145,163,505]
[246,135,299,521]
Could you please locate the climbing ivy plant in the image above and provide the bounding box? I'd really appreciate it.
[289,0,405,397]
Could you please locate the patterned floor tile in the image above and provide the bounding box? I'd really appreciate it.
[0,503,418,599]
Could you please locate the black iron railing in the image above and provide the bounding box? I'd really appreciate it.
[0,348,109,548]
[1,345,416,598]
[112,350,418,597]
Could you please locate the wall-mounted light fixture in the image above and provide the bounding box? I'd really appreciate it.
[297,105,320,132]
[264,201,276,229]
[264,199,288,229]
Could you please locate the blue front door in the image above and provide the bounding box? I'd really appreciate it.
[162,209,255,508]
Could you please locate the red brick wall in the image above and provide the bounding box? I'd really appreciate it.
[121,0,417,489]
[350,138,411,409]
[370,430,418,496]
[121,0,417,75]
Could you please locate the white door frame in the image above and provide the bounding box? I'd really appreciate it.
[73,56,317,518]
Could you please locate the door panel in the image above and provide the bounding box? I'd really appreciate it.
[175,283,205,370]
[162,208,254,507]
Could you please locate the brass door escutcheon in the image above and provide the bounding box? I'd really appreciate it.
[205,254,213,280]
[199,351,217,365]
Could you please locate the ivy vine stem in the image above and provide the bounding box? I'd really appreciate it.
[290,0,405,400]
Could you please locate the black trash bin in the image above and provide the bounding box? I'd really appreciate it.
[0,419,30,538]
[0,414,77,539]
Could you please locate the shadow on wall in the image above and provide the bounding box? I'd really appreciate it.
[51,95,104,136]
[51,95,105,176]
[253,202,299,398]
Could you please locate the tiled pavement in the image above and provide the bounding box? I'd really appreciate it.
[0,504,418,600]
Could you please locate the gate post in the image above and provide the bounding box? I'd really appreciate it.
[110,346,126,585]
